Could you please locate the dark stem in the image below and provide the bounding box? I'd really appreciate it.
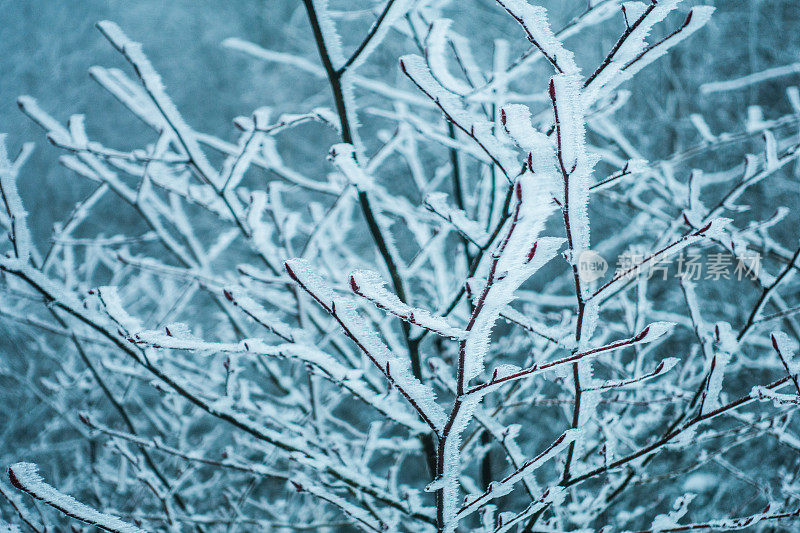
[551,78,586,484]
[583,1,658,88]
[738,244,800,341]
[340,0,397,73]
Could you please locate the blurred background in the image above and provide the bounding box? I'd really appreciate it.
[2,0,799,241]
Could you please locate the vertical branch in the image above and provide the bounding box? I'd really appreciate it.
[301,0,422,381]
[549,76,592,484]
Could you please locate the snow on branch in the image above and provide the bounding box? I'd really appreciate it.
[501,103,556,175]
[7,463,147,533]
[495,0,580,75]
[591,218,731,303]
[454,430,576,521]
[350,269,467,340]
[341,0,413,73]
[551,74,593,256]
[616,6,715,87]
[96,21,220,187]
[584,1,714,104]
[128,325,429,432]
[0,138,34,262]
[461,174,562,384]
[400,54,518,178]
[424,19,477,96]
[285,258,447,432]
[469,321,676,396]
[701,62,800,95]
[289,475,387,532]
[424,192,490,247]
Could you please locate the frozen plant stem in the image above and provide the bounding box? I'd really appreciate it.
[302,0,437,473]
[550,77,587,485]
[300,1,420,375]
